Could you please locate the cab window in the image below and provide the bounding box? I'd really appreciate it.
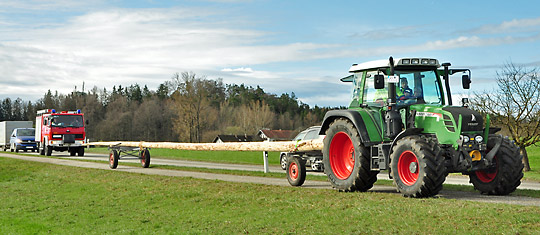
[362,71,389,107]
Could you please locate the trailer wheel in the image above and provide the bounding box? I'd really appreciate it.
[140,149,150,168]
[287,156,306,186]
[109,150,119,169]
[469,136,523,195]
[77,147,85,157]
[323,118,378,192]
[390,136,446,198]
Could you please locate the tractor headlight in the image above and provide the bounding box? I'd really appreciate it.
[462,135,470,143]
[16,139,22,143]
[475,135,484,143]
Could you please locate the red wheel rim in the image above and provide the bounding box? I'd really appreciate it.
[289,162,298,179]
[475,156,498,183]
[398,151,419,186]
[141,151,146,165]
[329,132,355,180]
[109,152,114,165]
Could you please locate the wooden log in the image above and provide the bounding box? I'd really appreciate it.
[86,139,324,152]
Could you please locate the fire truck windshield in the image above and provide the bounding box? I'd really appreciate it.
[51,115,84,128]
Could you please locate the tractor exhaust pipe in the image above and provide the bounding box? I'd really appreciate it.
[385,56,402,139]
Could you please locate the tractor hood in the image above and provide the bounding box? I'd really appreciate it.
[442,107,484,132]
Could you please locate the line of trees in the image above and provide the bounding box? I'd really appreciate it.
[0,72,334,143]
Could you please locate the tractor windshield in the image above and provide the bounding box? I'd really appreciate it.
[395,70,442,106]
[362,70,443,107]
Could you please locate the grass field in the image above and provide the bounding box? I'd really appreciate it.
[1,157,539,234]
[86,147,282,165]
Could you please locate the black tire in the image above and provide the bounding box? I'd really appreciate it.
[39,144,45,155]
[77,147,85,157]
[140,149,150,168]
[287,156,306,186]
[70,150,76,156]
[390,136,446,198]
[469,136,523,195]
[109,150,119,169]
[45,145,52,156]
[322,118,378,192]
[280,153,288,170]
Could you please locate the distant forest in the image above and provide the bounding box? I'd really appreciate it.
[0,72,337,142]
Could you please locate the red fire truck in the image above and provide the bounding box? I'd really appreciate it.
[35,109,87,156]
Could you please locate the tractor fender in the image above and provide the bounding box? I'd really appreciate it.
[319,110,371,143]
[389,128,424,156]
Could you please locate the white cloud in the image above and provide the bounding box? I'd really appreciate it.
[472,16,540,34]
[0,8,343,103]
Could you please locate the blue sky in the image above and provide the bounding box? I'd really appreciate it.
[1,0,540,107]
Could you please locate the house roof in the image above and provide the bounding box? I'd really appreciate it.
[258,129,296,141]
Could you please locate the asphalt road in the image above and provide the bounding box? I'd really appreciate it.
[2,151,540,207]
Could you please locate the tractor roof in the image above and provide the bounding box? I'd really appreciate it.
[348,58,440,73]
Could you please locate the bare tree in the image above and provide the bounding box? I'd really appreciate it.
[170,72,218,143]
[471,62,540,171]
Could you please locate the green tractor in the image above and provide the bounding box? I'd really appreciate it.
[319,57,523,197]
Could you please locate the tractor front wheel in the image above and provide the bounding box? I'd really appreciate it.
[287,156,306,186]
[390,136,446,198]
[469,136,523,195]
[323,118,378,192]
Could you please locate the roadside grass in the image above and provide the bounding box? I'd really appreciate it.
[524,145,540,181]
[9,151,540,198]
[1,157,539,234]
[86,147,281,165]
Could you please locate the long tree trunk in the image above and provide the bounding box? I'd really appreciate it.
[519,147,531,172]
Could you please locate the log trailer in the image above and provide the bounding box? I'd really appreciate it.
[88,56,524,198]
[36,109,87,156]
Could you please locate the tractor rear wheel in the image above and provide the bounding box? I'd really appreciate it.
[469,136,523,195]
[323,118,378,192]
[390,136,446,198]
[287,156,306,186]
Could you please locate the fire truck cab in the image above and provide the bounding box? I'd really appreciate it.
[35,109,87,156]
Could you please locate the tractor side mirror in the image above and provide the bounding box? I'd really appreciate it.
[374,74,385,89]
[462,75,471,89]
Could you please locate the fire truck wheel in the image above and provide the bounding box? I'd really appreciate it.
[140,149,151,168]
[287,156,306,186]
[39,145,44,155]
[45,145,52,156]
[70,150,76,156]
[109,150,119,169]
[77,147,85,157]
